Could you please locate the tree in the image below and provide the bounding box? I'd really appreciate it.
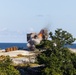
[37,29,76,75]
[0,56,20,75]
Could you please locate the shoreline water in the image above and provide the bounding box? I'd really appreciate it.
[0,43,76,49]
[0,43,27,49]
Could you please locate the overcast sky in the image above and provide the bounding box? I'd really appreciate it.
[0,0,76,43]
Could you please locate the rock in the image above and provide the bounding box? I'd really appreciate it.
[5,46,18,52]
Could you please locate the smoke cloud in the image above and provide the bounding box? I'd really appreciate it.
[27,28,48,50]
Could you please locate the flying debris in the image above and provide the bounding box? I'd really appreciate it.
[27,28,48,50]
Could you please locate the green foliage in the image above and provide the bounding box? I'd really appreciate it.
[49,29,76,48]
[37,29,76,75]
[0,56,20,75]
[36,40,52,49]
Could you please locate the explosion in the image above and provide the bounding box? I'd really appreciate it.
[27,28,48,50]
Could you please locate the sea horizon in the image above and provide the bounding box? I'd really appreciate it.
[0,43,27,49]
[0,42,76,50]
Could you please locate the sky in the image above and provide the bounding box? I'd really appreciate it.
[0,0,76,43]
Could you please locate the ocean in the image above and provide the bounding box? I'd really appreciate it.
[0,43,27,49]
[66,44,76,49]
[0,43,76,49]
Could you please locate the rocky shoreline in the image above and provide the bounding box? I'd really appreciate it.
[69,48,76,53]
[0,50,36,64]
[0,48,76,65]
